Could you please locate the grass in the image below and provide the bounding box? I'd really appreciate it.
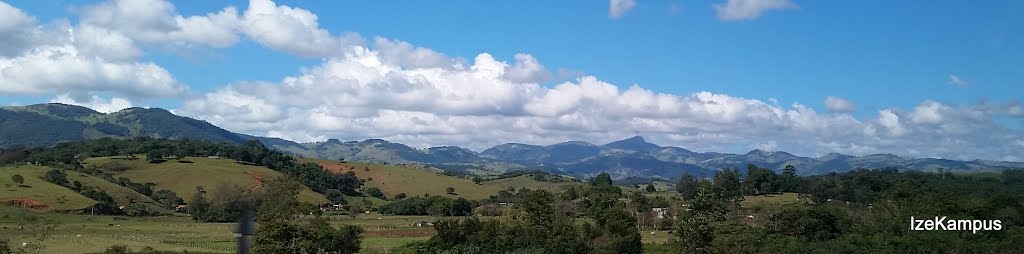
[0,165,97,211]
[0,206,443,254]
[740,192,801,208]
[65,171,169,213]
[85,157,328,204]
[310,159,582,200]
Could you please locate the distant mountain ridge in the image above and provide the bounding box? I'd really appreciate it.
[3,103,1023,179]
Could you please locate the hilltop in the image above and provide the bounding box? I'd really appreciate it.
[3,104,1023,180]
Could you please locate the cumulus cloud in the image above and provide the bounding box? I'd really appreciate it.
[948,74,969,87]
[0,2,186,99]
[713,0,797,21]
[502,54,552,83]
[824,96,856,113]
[50,94,133,113]
[609,0,637,19]
[176,41,1024,161]
[241,0,361,57]
[77,0,361,57]
[373,37,459,69]
[80,0,242,48]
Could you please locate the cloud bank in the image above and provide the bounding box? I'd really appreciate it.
[1,0,1021,162]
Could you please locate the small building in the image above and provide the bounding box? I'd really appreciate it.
[413,221,434,227]
[651,207,670,219]
[174,204,188,212]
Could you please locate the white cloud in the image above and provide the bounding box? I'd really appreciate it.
[609,0,637,19]
[71,25,142,61]
[948,74,969,87]
[50,94,133,113]
[0,44,186,98]
[877,109,905,136]
[241,0,361,57]
[373,37,459,69]
[824,96,856,113]
[175,40,1024,162]
[0,2,186,99]
[713,0,797,21]
[502,54,552,83]
[80,0,242,48]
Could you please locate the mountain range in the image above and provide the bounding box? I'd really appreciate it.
[3,103,1022,179]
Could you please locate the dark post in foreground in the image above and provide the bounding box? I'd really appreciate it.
[236,209,254,254]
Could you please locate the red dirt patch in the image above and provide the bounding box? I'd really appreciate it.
[247,171,265,191]
[1,198,49,210]
[318,162,354,173]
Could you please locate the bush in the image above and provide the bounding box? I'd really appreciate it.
[43,169,68,186]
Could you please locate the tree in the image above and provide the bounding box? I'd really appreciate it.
[150,189,183,210]
[145,149,163,162]
[783,165,797,177]
[451,198,473,216]
[645,183,656,192]
[348,206,362,219]
[672,189,724,254]
[712,168,743,202]
[325,189,346,205]
[591,172,614,187]
[254,177,300,224]
[394,192,407,200]
[10,174,23,186]
[520,190,555,226]
[187,189,212,222]
[472,176,483,184]
[42,169,68,186]
[446,186,456,195]
[365,187,386,200]
[677,172,700,199]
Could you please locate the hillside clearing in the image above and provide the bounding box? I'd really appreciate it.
[310,159,582,200]
[84,157,328,204]
[0,166,97,211]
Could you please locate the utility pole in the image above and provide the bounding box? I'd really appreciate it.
[235,208,254,254]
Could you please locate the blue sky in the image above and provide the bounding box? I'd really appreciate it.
[1,0,1023,161]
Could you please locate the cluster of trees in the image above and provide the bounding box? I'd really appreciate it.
[2,137,362,199]
[182,176,364,253]
[36,159,186,216]
[378,195,475,216]
[671,166,1024,253]
[677,164,801,201]
[402,177,643,254]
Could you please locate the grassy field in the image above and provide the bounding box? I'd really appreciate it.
[312,159,582,200]
[0,206,439,254]
[85,157,329,204]
[65,170,170,213]
[0,165,97,211]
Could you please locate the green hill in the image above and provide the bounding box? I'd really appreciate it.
[0,165,97,211]
[65,172,169,213]
[85,156,329,204]
[0,103,249,147]
[312,159,582,200]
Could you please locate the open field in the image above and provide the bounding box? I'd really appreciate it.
[65,170,170,213]
[85,157,329,204]
[312,159,583,200]
[0,166,97,211]
[1,205,677,254]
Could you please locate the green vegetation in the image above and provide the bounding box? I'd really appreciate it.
[3,137,1023,253]
[310,159,582,200]
[87,157,328,204]
[0,166,97,211]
